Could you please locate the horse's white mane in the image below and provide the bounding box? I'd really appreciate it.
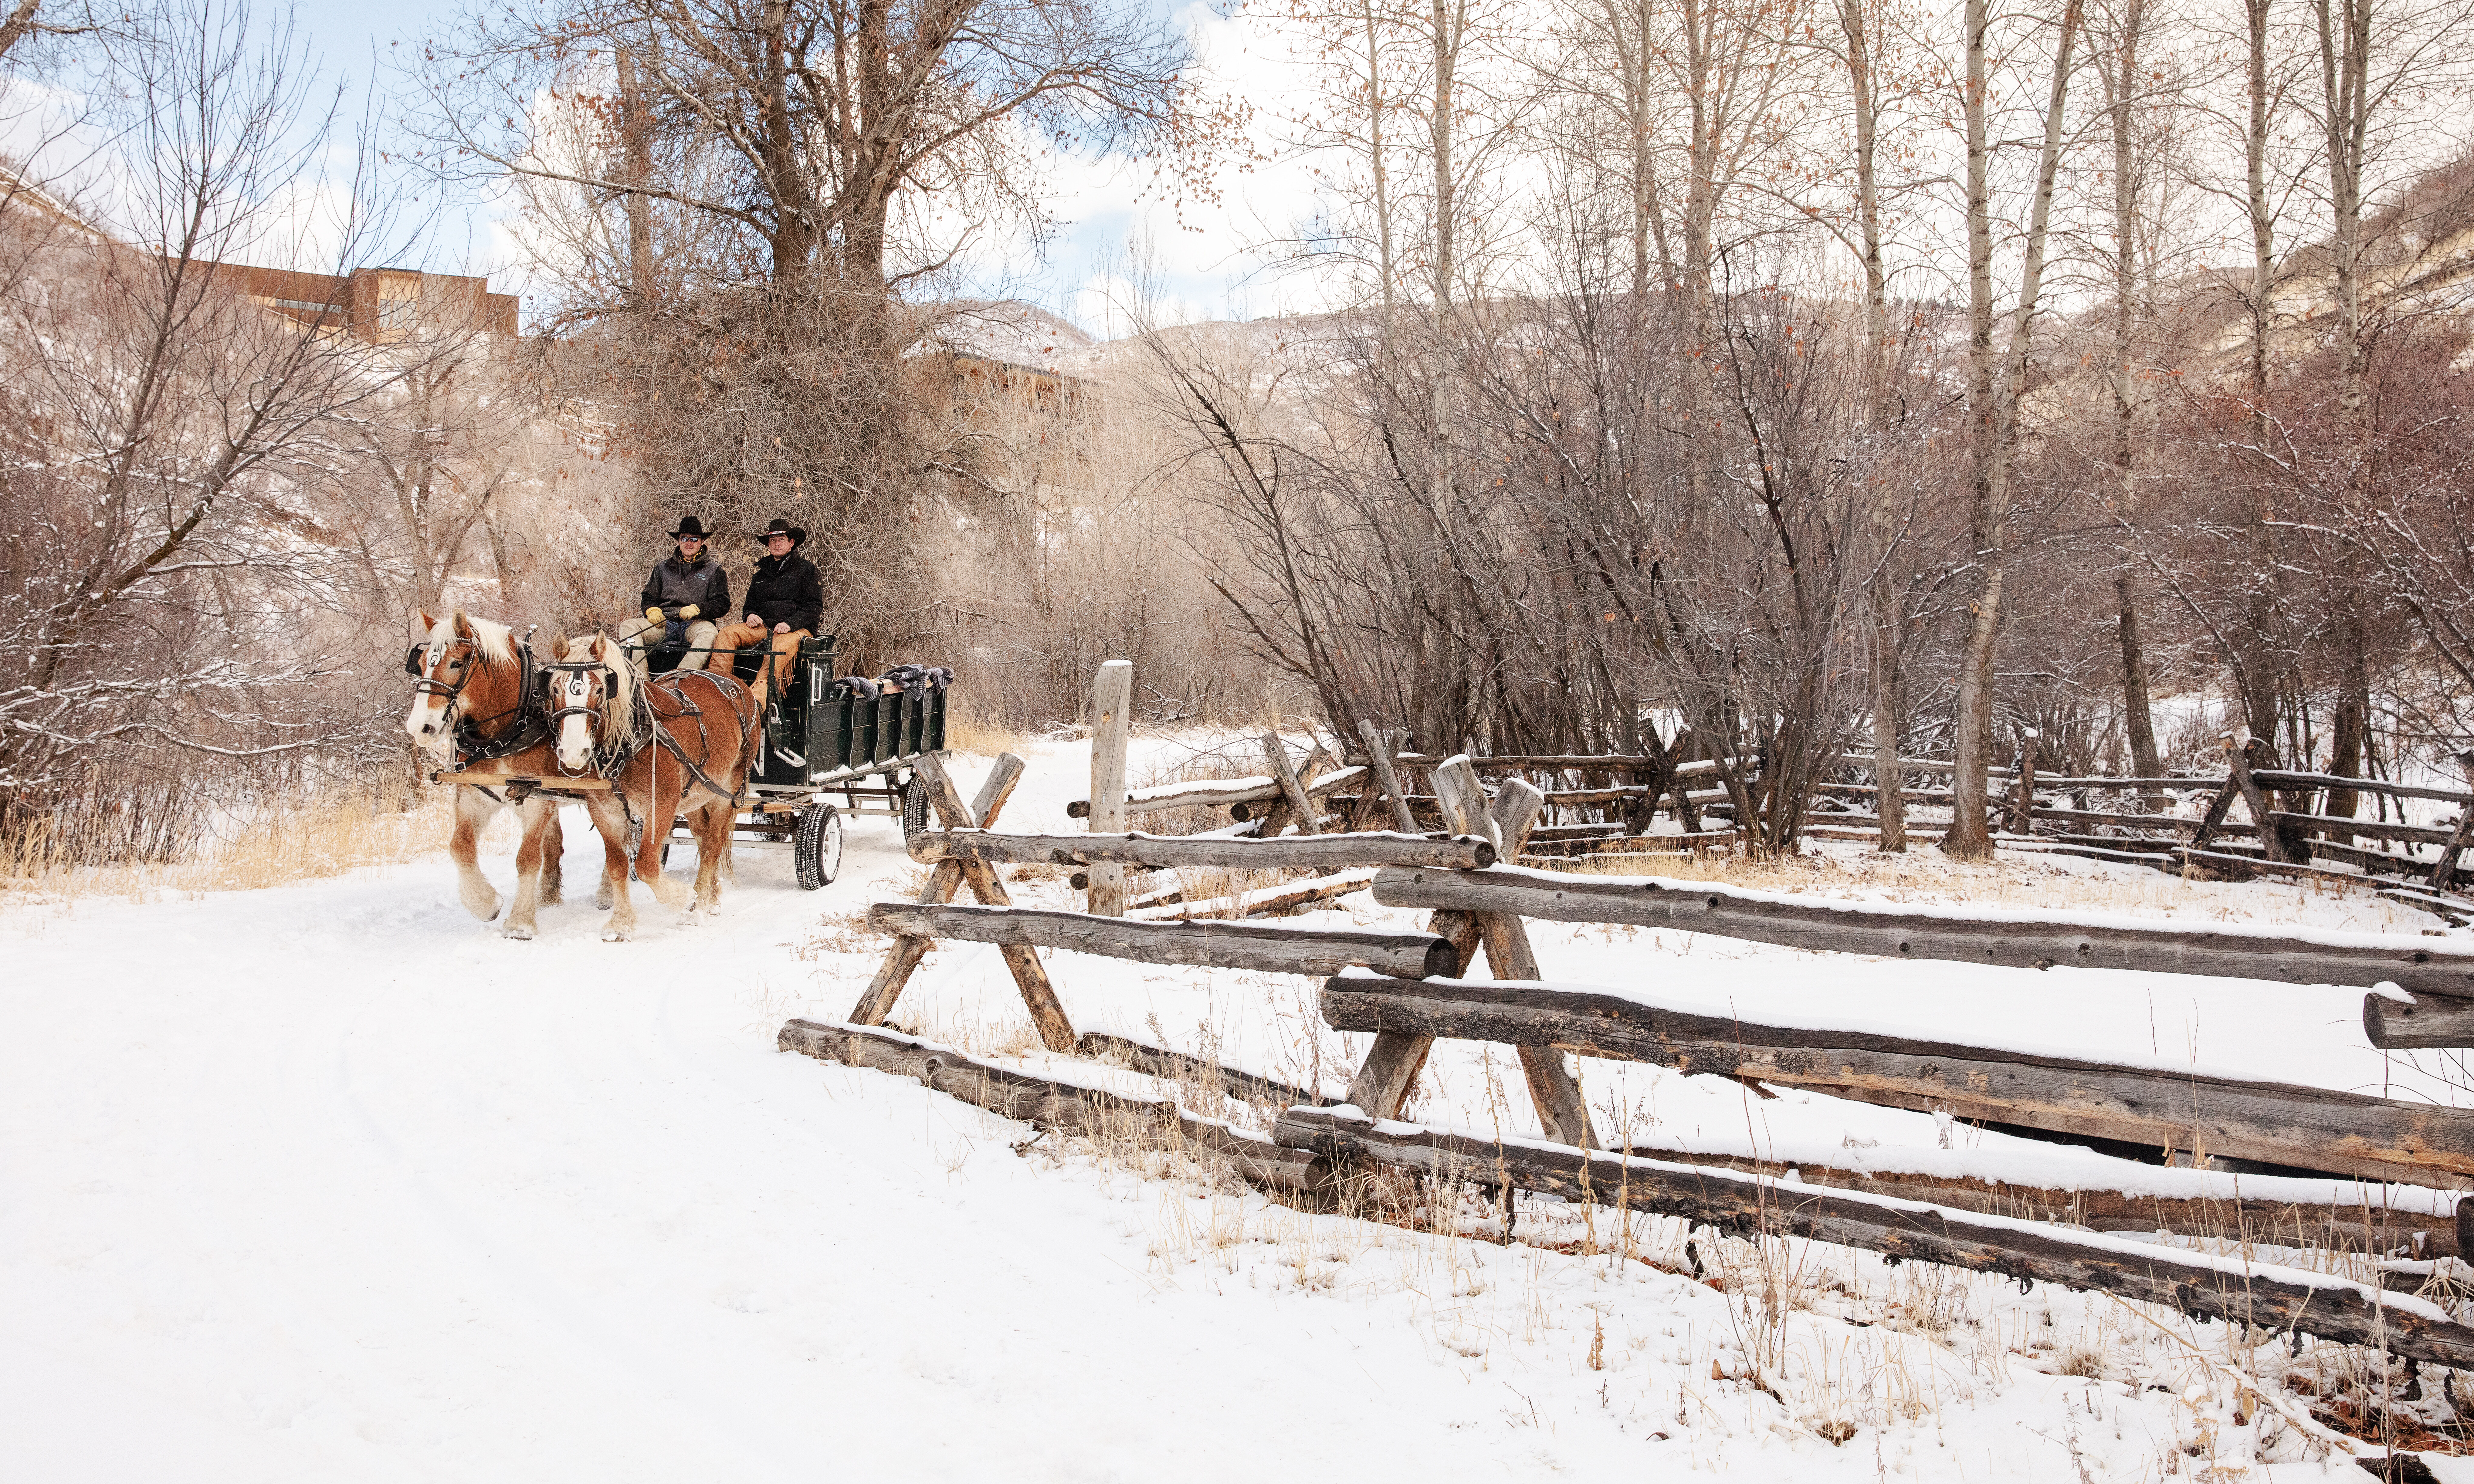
[428,612,519,669]
[593,635,642,753]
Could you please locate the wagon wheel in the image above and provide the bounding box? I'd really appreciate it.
[899,774,930,842]
[796,803,845,891]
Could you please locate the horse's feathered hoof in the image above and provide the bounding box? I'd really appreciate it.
[601,927,630,943]
[503,924,536,941]
[594,887,615,910]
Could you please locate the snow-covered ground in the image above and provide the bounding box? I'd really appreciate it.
[6,738,2469,1479]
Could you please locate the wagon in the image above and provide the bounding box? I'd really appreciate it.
[648,634,948,890]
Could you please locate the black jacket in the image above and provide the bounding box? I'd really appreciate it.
[743,553,823,633]
[641,554,730,621]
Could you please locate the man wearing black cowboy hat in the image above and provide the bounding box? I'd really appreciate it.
[616,515,732,677]
[740,518,823,695]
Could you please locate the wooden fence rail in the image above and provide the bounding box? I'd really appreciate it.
[802,719,2474,1374]
[1367,864,2474,1002]
[867,902,1460,979]
[1319,975,2474,1185]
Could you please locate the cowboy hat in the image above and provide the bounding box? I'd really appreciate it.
[755,518,807,546]
[666,515,711,539]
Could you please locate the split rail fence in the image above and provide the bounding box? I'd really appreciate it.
[786,731,2474,1369]
[1062,724,2474,920]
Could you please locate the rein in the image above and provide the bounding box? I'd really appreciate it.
[648,669,762,805]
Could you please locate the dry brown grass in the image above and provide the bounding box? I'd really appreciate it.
[941,695,1030,759]
[0,787,455,902]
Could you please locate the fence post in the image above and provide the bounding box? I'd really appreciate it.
[2008,728,2040,834]
[2429,751,2474,891]
[2224,734,2291,865]
[1086,660,1134,916]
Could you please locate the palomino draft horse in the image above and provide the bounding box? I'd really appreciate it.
[402,610,574,938]
[544,631,764,941]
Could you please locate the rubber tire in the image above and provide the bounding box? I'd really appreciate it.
[900,774,930,841]
[796,803,844,891]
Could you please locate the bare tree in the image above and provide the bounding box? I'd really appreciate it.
[0,0,425,839]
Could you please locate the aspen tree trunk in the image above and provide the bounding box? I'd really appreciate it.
[2315,0,2371,418]
[2103,0,2163,783]
[1611,0,1676,307]
[1427,0,1459,521]
[1360,0,1399,375]
[2231,0,2289,744]
[1839,0,1891,393]
[1869,542,1907,852]
[1841,0,1904,850]
[1949,0,2081,860]
[615,48,655,304]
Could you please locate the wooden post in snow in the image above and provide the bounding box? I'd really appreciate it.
[1345,756,1596,1150]
[1263,732,1321,836]
[2224,734,2291,864]
[2428,752,2474,891]
[1359,719,1421,833]
[848,752,1025,1029]
[2008,728,2040,834]
[1086,660,1133,916]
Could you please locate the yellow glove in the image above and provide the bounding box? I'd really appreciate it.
[645,606,664,623]
[680,604,699,619]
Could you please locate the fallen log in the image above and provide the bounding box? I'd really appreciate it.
[1317,975,2474,1183]
[1272,1106,2474,1367]
[779,1019,1330,1199]
[1520,830,1739,858]
[870,902,1459,979]
[1128,869,1376,923]
[916,828,1496,872]
[1066,766,1368,819]
[2031,807,2211,832]
[1368,863,2474,999]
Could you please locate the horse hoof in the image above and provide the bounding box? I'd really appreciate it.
[503,924,536,941]
[601,927,631,943]
[594,889,614,910]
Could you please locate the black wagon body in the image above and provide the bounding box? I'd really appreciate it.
[648,634,947,888]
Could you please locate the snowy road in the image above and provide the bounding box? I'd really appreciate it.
[6,783,1733,1481]
[4,746,2442,1479]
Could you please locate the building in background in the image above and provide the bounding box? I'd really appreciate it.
[215,263,520,341]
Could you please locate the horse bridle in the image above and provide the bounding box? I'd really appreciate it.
[541,656,648,778]
[405,634,546,761]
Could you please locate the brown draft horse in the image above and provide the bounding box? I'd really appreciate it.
[546,631,764,941]
[402,610,574,939]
